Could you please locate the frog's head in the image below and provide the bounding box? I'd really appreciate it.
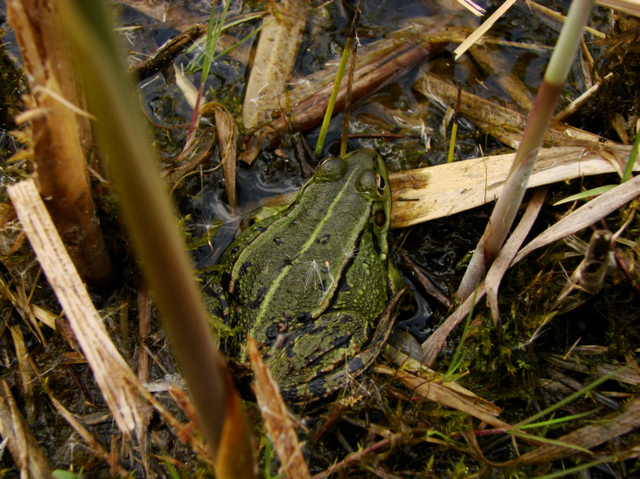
[344,148,391,257]
[308,148,391,257]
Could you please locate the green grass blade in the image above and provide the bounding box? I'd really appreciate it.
[534,459,607,478]
[516,363,632,429]
[622,120,639,182]
[553,185,616,205]
[444,288,477,379]
[315,37,353,158]
[509,430,593,454]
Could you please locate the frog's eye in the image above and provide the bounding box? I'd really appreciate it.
[316,157,347,181]
[375,173,386,196]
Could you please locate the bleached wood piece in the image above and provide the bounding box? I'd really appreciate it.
[390,145,636,228]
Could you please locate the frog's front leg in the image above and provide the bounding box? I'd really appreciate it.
[200,267,237,345]
[268,309,395,402]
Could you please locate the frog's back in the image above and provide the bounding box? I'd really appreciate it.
[231,166,374,330]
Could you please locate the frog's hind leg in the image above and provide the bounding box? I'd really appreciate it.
[268,311,367,400]
[276,304,397,404]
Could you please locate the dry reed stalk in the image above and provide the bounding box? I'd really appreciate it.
[0,380,54,477]
[7,179,148,436]
[7,0,113,290]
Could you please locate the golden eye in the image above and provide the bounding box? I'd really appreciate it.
[376,173,386,196]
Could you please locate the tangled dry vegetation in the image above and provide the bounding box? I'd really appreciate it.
[0,0,639,477]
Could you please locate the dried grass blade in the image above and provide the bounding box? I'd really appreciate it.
[453,0,517,60]
[385,349,503,417]
[242,0,306,129]
[513,175,640,265]
[486,187,548,335]
[595,0,640,17]
[0,380,54,477]
[374,364,526,434]
[456,0,486,16]
[7,179,147,435]
[390,145,635,228]
[206,103,238,210]
[248,337,311,479]
[9,326,34,422]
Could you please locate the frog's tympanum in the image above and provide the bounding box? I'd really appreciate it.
[206,148,402,403]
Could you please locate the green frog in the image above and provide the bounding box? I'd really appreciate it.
[206,148,402,403]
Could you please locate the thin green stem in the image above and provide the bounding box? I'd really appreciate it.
[315,37,353,158]
[622,119,639,182]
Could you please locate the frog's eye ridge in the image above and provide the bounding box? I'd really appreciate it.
[355,169,377,193]
[316,157,347,180]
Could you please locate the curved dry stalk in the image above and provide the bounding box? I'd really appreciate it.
[420,175,640,366]
[55,0,256,475]
[457,0,595,301]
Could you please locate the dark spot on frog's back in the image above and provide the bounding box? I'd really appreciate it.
[332,332,352,349]
[238,261,252,278]
[316,233,331,245]
[248,287,268,309]
[265,323,279,340]
[297,311,312,322]
[254,226,267,233]
[283,376,327,402]
[274,236,283,246]
[347,356,364,373]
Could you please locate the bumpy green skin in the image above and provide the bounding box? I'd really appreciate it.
[210,148,398,403]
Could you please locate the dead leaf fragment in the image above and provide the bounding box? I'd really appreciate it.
[243,0,306,129]
[248,337,311,479]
